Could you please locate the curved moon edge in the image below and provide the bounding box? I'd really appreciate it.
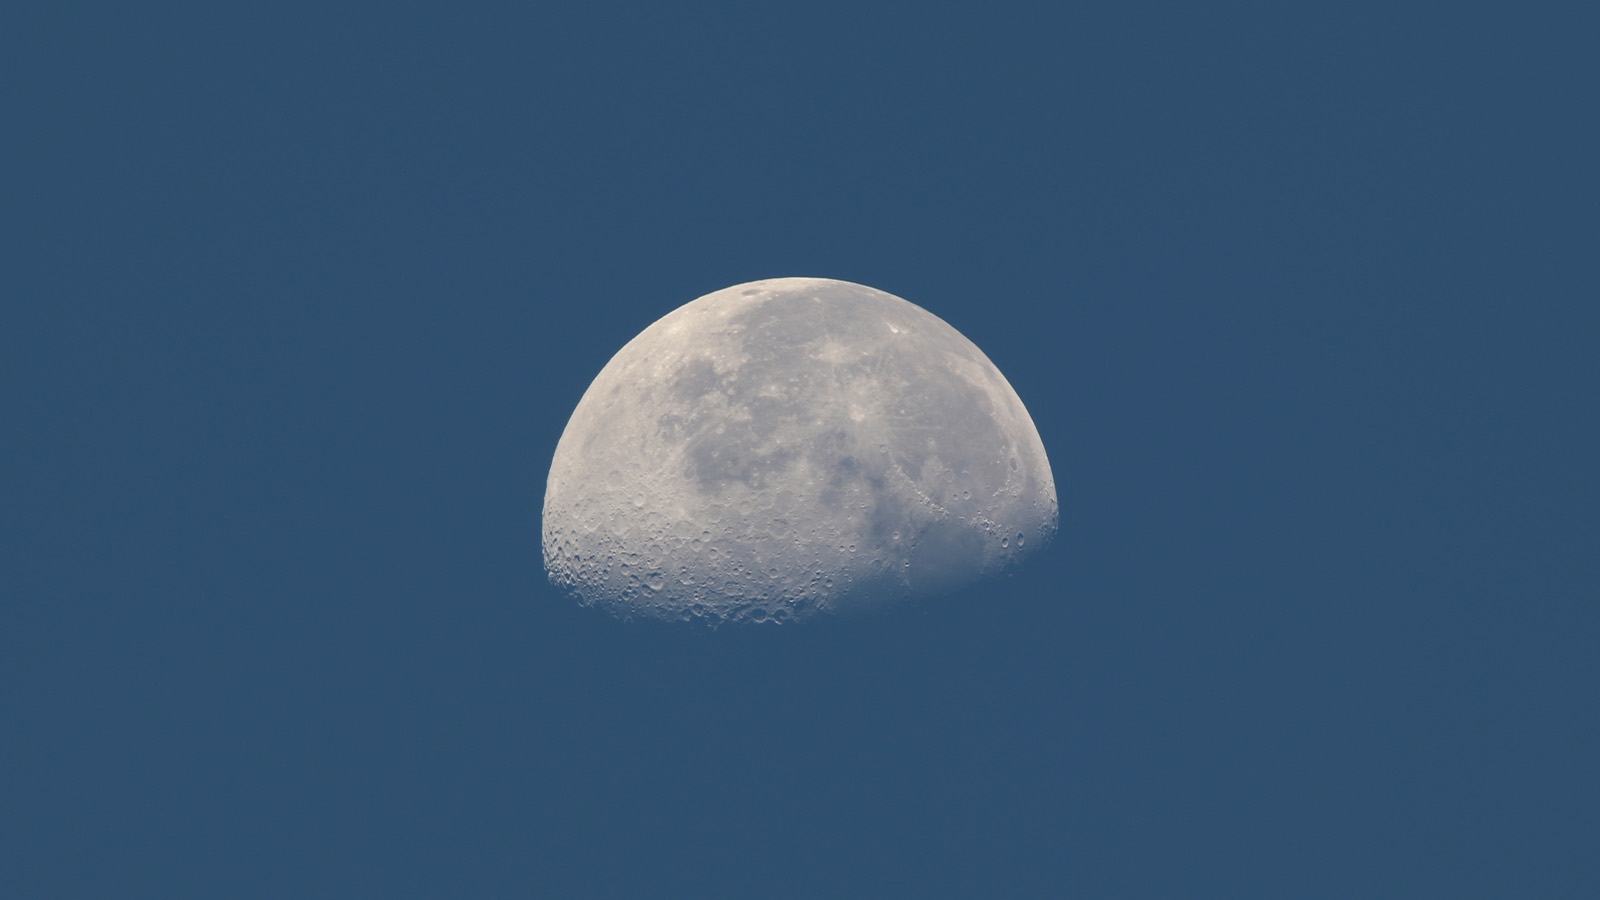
[542,277,1058,625]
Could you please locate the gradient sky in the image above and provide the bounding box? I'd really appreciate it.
[4,3,1596,897]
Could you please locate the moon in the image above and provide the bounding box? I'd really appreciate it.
[542,277,1057,624]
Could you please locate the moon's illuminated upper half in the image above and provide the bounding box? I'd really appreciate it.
[543,278,1057,623]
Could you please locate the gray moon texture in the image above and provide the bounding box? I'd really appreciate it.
[542,277,1057,624]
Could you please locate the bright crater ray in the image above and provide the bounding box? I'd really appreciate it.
[542,277,1057,623]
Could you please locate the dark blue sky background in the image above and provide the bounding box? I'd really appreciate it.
[4,2,1596,896]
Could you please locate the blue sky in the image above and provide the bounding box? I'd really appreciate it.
[4,2,1596,896]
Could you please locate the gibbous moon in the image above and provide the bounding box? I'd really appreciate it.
[543,277,1057,624]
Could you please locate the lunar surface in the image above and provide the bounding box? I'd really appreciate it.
[542,277,1057,623]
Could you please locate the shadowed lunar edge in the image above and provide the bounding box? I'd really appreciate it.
[543,277,1057,623]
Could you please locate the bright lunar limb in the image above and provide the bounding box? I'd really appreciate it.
[542,277,1057,624]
